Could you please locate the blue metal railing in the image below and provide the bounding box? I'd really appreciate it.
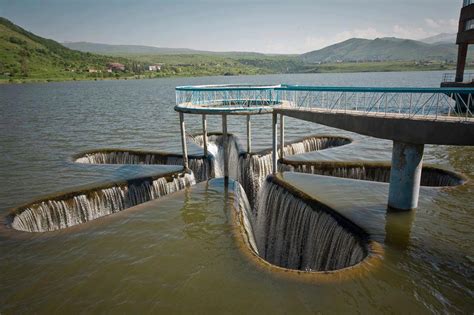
[175,84,474,120]
[442,72,474,83]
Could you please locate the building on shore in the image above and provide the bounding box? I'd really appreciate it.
[107,63,126,72]
[148,64,162,71]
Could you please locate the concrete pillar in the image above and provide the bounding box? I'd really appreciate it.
[179,112,189,170]
[202,114,208,157]
[388,141,424,211]
[455,44,468,83]
[279,114,285,159]
[272,112,278,174]
[222,114,229,180]
[246,115,251,153]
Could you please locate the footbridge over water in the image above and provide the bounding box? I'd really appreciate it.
[175,84,474,211]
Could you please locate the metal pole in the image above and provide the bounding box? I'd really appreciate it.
[272,112,278,174]
[202,114,208,157]
[222,114,229,180]
[246,115,251,153]
[279,114,284,159]
[179,112,189,170]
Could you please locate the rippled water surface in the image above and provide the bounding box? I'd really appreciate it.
[0,72,473,313]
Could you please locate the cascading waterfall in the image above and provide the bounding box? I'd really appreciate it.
[75,151,211,182]
[253,178,367,271]
[281,137,351,156]
[232,180,259,255]
[279,163,466,187]
[193,134,242,179]
[191,134,352,208]
[11,173,195,232]
[237,153,273,208]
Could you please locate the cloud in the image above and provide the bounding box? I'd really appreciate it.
[424,18,458,32]
[391,25,431,39]
[301,18,458,53]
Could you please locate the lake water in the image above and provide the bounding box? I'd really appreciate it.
[0,71,473,313]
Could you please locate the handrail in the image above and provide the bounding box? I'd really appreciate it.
[175,84,474,120]
[278,84,474,94]
[176,84,281,91]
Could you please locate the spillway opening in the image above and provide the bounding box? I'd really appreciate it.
[232,175,380,275]
[279,160,467,187]
[74,149,213,182]
[6,171,195,233]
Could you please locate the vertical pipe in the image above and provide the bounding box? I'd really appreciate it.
[179,112,189,170]
[222,114,229,180]
[279,114,285,159]
[388,141,424,211]
[202,114,208,157]
[246,115,252,153]
[272,112,278,174]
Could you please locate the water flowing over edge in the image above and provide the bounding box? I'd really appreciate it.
[8,171,195,232]
[75,151,213,182]
[232,175,384,276]
[279,160,467,187]
[253,178,366,271]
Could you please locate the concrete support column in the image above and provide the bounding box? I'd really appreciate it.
[222,114,229,180]
[202,114,208,157]
[388,141,424,211]
[272,112,278,174]
[455,44,468,83]
[179,112,189,170]
[246,115,251,153]
[279,114,285,159]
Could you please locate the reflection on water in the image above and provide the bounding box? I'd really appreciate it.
[0,72,473,313]
[384,211,416,250]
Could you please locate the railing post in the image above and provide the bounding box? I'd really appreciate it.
[279,114,285,159]
[222,114,229,180]
[202,114,208,157]
[179,112,189,171]
[246,115,252,153]
[272,112,278,174]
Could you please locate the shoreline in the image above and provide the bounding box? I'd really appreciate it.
[0,66,461,85]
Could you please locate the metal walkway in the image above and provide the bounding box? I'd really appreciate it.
[175,84,474,211]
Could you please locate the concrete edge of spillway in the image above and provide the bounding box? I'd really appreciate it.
[72,149,214,182]
[230,174,384,283]
[1,169,195,235]
[279,159,468,188]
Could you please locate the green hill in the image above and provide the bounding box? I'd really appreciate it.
[0,17,132,81]
[300,37,466,63]
[62,41,269,57]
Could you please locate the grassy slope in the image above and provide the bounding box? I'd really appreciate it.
[0,17,137,82]
[304,61,459,73]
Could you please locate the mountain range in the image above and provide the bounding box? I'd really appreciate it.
[63,35,462,63]
[300,36,463,63]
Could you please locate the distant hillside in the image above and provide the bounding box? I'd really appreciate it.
[0,17,131,80]
[300,37,466,63]
[420,33,456,44]
[62,41,267,58]
[62,41,209,55]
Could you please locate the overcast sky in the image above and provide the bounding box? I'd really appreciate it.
[0,0,461,53]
